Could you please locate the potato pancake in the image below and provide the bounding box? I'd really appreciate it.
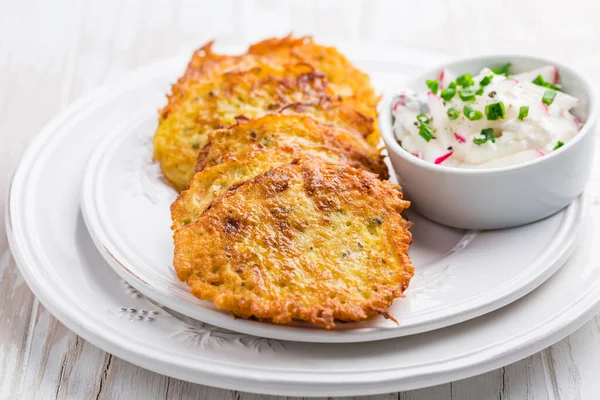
[196,114,388,178]
[160,42,263,120]
[248,35,380,145]
[173,158,413,329]
[171,147,299,231]
[153,61,376,191]
[160,36,380,142]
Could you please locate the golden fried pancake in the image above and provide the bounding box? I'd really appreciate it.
[153,61,376,191]
[248,35,380,145]
[196,114,388,178]
[161,37,380,143]
[160,42,264,120]
[171,147,299,231]
[173,158,413,329]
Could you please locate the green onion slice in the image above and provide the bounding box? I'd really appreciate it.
[485,101,506,120]
[458,87,476,101]
[542,89,557,106]
[418,123,435,142]
[473,128,496,145]
[479,75,494,87]
[447,107,459,120]
[463,104,483,121]
[491,63,511,76]
[417,113,430,123]
[426,79,439,94]
[532,75,560,91]
[440,82,457,101]
[456,74,474,87]
[553,141,565,151]
[518,106,529,120]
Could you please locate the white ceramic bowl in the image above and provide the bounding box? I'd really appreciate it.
[380,55,598,230]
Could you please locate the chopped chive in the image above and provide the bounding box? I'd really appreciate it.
[426,79,439,94]
[473,128,496,145]
[485,101,506,120]
[418,123,435,142]
[447,107,459,120]
[553,141,565,151]
[458,87,476,101]
[440,82,457,101]
[479,75,494,87]
[476,88,484,95]
[463,104,483,121]
[518,106,529,120]
[491,63,512,76]
[456,73,474,87]
[542,89,557,106]
[417,113,430,124]
[532,75,560,91]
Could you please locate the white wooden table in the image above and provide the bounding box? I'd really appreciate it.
[2,1,600,398]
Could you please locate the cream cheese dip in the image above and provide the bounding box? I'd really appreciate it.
[391,64,582,168]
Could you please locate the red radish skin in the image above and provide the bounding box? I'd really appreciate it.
[541,102,549,114]
[412,151,422,158]
[393,94,406,111]
[434,151,453,164]
[574,116,582,129]
[427,91,441,100]
[535,149,545,157]
[553,67,560,84]
[439,70,445,88]
[454,132,466,143]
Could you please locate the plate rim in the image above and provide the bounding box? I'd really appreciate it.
[79,57,585,343]
[6,45,600,396]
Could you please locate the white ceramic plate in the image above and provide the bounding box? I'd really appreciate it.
[79,49,584,343]
[7,43,600,397]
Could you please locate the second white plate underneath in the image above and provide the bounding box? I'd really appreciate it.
[81,66,584,344]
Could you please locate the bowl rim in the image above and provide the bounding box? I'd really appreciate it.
[380,53,599,176]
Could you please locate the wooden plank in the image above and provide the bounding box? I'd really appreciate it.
[449,368,504,400]
[503,354,549,400]
[544,318,600,400]
[0,253,36,399]
[0,0,91,399]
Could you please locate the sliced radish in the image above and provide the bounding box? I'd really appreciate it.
[434,151,453,165]
[454,132,466,143]
[574,116,582,129]
[553,92,580,109]
[438,69,456,90]
[411,151,422,158]
[392,94,407,111]
[427,92,451,148]
[521,82,580,109]
[513,66,559,84]
[534,149,545,156]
